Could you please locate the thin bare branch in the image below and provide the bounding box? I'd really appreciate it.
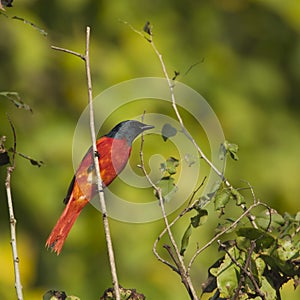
[5,116,23,300]
[51,45,85,60]
[84,27,120,300]
[152,179,206,267]
[52,27,120,300]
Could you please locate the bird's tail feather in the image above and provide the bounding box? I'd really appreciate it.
[45,197,87,255]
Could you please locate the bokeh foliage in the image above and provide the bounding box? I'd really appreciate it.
[1,0,300,299]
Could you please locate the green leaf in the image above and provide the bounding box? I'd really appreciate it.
[161,123,177,141]
[215,248,241,298]
[219,142,227,161]
[230,188,245,206]
[214,188,231,211]
[202,258,223,294]
[100,286,145,300]
[180,224,192,256]
[220,140,239,161]
[228,144,239,160]
[255,257,266,280]
[236,227,275,249]
[143,21,152,35]
[276,237,299,261]
[165,157,179,175]
[256,209,285,231]
[260,276,277,300]
[43,290,67,300]
[184,153,197,167]
[155,176,178,202]
[236,236,251,252]
[191,209,208,228]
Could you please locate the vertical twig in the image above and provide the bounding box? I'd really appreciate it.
[149,40,229,185]
[84,27,120,300]
[5,116,23,300]
[51,26,120,300]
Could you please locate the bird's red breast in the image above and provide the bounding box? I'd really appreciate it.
[66,136,132,205]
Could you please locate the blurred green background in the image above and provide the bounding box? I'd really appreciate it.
[1,0,300,299]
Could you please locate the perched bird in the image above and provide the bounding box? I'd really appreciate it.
[46,120,154,254]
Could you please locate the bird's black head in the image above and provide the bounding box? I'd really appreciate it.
[105,120,154,145]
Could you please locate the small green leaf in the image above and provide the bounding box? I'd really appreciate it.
[184,153,197,167]
[220,140,239,161]
[228,144,239,160]
[277,237,299,261]
[216,248,241,298]
[236,228,275,249]
[100,286,145,300]
[219,142,227,161]
[155,176,178,202]
[236,236,251,252]
[191,209,208,228]
[29,158,44,167]
[202,258,223,294]
[256,209,285,231]
[143,21,152,35]
[230,188,245,206]
[214,189,231,211]
[165,157,179,175]
[180,224,192,256]
[161,123,177,141]
[43,290,67,300]
[260,276,277,300]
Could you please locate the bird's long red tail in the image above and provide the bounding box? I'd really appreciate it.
[46,190,88,255]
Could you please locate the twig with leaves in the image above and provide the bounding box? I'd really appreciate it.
[217,240,266,300]
[51,27,121,300]
[138,130,199,299]
[129,21,285,299]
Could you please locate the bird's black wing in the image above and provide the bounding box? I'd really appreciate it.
[63,175,75,205]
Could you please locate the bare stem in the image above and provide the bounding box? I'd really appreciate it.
[84,27,120,300]
[51,27,120,300]
[51,45,85,60]
[5,116,23,300]
[149,39,228,186]
[152,181,206,272]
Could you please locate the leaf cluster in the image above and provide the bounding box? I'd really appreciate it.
[202,210,300,299]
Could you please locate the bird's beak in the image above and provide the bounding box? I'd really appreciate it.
[141,124,155,131]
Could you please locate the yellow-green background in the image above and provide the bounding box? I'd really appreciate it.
[0,0,299,299]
